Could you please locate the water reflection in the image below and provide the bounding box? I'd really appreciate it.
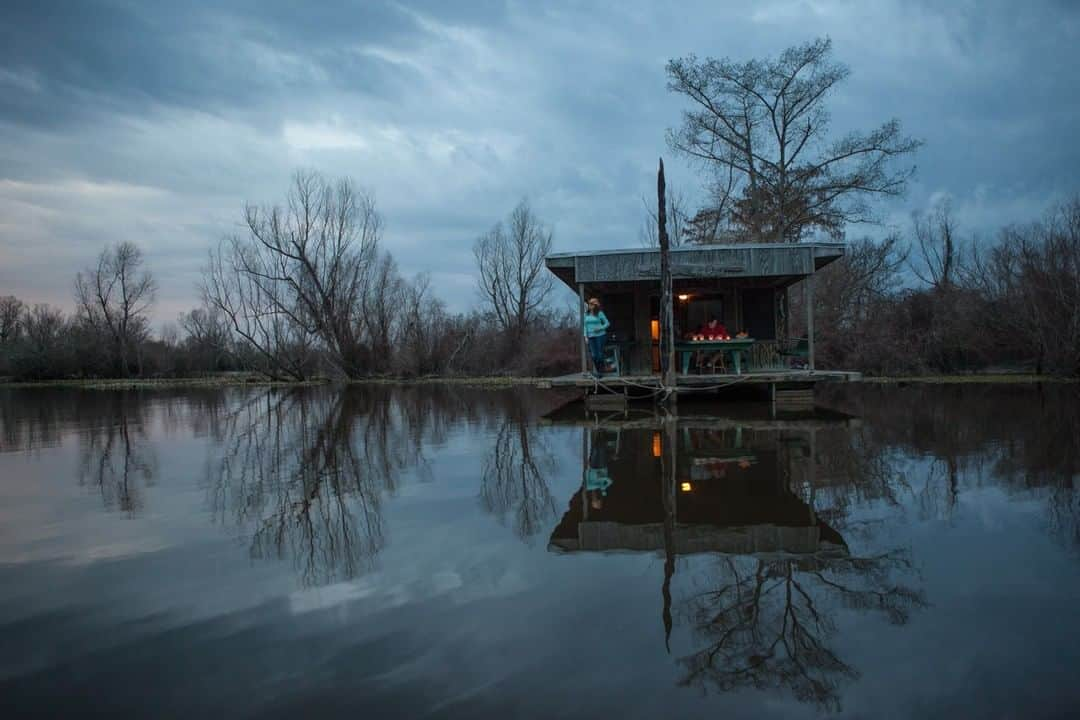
[76,394,157,515]
[479,394,559,542]
[203,389,387,586]
[819,383,1080,554]
[1,383,1079,715]
[201,385,561,585]
[545,405,927,711]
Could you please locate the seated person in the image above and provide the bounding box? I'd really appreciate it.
[694,316,730,371]
[697,316,730,339]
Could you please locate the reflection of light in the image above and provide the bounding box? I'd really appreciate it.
[677,294,689,301]
[650,319,660,341]
[680,482,692,492]
[652,432,662,458]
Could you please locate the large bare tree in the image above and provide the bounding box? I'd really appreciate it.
[667,37,921,242]
[203,238,316,380]
[473,199,554,341]
[75,241,157,376]
[202,171,383,379]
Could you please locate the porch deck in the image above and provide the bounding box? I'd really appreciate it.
[541,369,861,390]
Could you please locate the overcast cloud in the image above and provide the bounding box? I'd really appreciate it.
[1,0,1078,322]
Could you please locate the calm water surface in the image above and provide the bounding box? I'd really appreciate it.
[1,384,1078,719]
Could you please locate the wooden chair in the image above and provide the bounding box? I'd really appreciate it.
[602,344,622,376]
[702,349,727,375]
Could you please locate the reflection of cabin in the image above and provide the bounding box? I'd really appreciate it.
[543,242,860,391]
[549,421,848,558]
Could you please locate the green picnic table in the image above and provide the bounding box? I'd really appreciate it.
[674,338,756,375]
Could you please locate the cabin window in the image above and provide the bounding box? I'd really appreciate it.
[740,288,776,340]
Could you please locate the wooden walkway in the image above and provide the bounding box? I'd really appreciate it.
[540,369,861,391]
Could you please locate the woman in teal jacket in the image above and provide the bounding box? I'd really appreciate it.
[583,297,611,377]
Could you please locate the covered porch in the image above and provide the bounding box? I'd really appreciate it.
[544,242,859,390]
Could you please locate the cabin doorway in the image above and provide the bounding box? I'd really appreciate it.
[740,288,776,340]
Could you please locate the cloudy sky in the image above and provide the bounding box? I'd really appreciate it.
[1,0,1078,323]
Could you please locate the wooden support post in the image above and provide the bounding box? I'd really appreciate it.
[808,428,817,524]
[657,158,676,402]
[581,427,589,523]
[578,282,588,374]
[806,273,815,372]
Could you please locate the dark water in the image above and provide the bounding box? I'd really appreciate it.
[1,383,1078,719]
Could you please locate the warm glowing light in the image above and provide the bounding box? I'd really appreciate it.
[650,319,660,341]
[680,482,693,492]
[652,432,662,458]
[677,294,689,301]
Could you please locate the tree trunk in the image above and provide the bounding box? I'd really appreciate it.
[658,158,676,397]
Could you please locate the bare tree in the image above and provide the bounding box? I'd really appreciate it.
[201,171,383,378]
[361,251,406,374]
[809,234,908,368]
[640,186,690,247]
[910,199,963,289]
[972,197,1080,375]
[74,241,157,376]
[14,303,69,378]
[0,295,24,344]
[474,199,554,341]
[178,306,233,371]
[667,37,921,242]
[397,272,454,376]
[203,237,315,380]
[684,165,741,244]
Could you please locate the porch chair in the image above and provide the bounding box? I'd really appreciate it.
[700,348,727,375]
[602,344,622,376]
[699,349,725,377]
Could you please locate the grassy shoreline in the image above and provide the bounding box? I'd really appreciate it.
[1,373,1076,390]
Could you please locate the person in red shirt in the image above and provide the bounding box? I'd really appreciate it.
[692,316,731,372]
[698,316,729,340]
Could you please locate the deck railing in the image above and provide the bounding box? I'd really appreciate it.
[746,341,784,371]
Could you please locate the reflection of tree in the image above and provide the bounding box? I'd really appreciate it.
[76,395,156,515]
[205,388,398,587]
[820,383,1080,552]
[916,457,959,522]
[479,412,557,542]
[1046,484,1079,552]
[677,551,925,712]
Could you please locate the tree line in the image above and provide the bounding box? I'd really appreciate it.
[0,171,575,381]
[808,196,1080,376]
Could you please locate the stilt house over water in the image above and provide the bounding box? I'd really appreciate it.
[543,242,860,394]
